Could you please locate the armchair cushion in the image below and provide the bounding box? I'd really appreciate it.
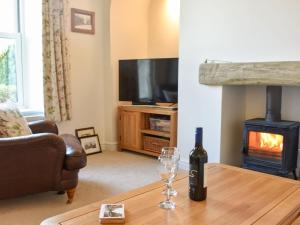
[0,102,32,137]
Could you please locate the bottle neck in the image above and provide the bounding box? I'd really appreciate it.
[195,131,203,147]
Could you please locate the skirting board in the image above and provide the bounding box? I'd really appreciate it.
[199,61,300,86]
[102,142,118,151]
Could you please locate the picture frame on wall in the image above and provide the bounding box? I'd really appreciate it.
[71,8,95,34]
[79,135,102,155]
[75,127,95,138]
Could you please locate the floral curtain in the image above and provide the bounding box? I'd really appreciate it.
[42,0,72,122]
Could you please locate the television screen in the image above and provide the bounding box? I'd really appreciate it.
[119,58,178,104]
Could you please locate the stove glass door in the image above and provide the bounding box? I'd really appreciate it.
[248,131,283,160]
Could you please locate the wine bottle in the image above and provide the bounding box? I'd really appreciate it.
[189,127,208,201]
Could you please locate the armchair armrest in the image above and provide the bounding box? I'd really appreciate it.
[0,134,66,198]
[28,120,58,135]
[61,134,87,171]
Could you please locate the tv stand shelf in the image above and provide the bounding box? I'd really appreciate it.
[141,129,170,138]
[118,105,177,156]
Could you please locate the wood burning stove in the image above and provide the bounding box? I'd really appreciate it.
[242,86,299,179]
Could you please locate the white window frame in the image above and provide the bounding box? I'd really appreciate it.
[0,0,24,106]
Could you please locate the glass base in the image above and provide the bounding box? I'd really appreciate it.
[159,200,176,209]
[162,188,177,197]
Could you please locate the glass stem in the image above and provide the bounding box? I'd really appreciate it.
[166,182,171,201]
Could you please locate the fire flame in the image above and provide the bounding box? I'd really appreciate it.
[249,131,283,153]
[259,132,283,152]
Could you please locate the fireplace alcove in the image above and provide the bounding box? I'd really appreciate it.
[242,86,299,179]
[199,61,300,179]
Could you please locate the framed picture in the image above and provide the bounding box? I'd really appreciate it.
[71,8,95,34]
[79,135,102,155]
[75,127,95,138]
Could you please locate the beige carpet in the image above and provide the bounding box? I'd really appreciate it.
[0,150,160,225]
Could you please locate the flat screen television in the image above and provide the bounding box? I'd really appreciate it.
[119,58,178,104]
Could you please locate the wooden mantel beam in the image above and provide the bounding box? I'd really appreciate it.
[199,61,300,86]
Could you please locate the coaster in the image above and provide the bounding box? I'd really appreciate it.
[99,204,125,224]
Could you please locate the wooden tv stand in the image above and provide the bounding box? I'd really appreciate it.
[118,105,177,156]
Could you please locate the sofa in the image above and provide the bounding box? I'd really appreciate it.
[0,120,87,203]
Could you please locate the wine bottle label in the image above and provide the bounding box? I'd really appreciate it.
[189,169,198,186]
[203,163,207,188]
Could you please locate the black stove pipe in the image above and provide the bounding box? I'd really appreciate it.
[265,86,282,122]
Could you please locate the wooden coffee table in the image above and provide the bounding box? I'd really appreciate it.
[41,164,300,225]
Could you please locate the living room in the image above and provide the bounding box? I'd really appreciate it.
[1,0,300,225]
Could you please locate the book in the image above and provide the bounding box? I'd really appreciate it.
[99,204,125,224]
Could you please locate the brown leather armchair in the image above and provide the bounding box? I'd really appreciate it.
[0,120,87,203]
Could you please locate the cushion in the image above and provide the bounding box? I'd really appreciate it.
[0,102,32,137]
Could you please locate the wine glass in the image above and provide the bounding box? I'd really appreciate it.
[158,147,180,209]
[161,148,180,197]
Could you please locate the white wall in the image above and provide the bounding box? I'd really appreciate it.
[107,0,179,150]
[148,0,179,58]
[179,0,226,166]
[55,0,179,150]
[107,0,150,149]
[179,0,300,166]
[57,0,110,150]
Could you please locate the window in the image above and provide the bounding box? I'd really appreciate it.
[0,0,43,112]
[0,0,23,104]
